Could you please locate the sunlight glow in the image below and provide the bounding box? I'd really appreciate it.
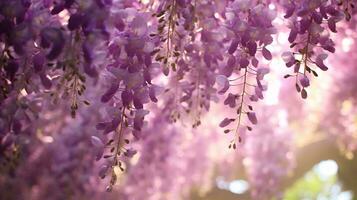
[269,4,276,10]
[337,191,353,200]
[141,0,150,4]
[313,160,338,180]
[58,9,70,26]
[342,37,354,52]
[216,177,250,194]
[228,180,249,194]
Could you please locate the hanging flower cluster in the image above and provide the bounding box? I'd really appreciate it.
[0,0,357,199]
[217,0,276,148]
[281,0,354,98]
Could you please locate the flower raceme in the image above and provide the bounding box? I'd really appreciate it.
[0,0,356,198]
[217,1,275,148]
[281,0,354,99]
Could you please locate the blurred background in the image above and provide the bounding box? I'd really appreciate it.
[1,1,357,200]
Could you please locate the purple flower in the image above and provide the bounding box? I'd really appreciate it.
[121,90,133,107]
[33,52,45,72]
[133,96,143,109]
[328,18,337,33]
[316,54,328,71]
[247,112,258,124]
[91,136,104,147]
[219,118,235,127]
[299,75,310,87]
[262,47,272,60]
[4,60,19,80]
[124,148,137,158]
[257,68,269,80]
[228,39,239,54]
[39,73,52,89]
[288,27,298,43]
[247,41,257,56]
[216,75,230,94]
[51,4,65,15]
[240,57,250,68]
[101,82,119,103]
[224,93,238,108]
[284,3,296,18]
[40,27,65,60]
[68,13,83,31]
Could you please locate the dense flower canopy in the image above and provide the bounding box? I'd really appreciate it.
[1,0,357,199]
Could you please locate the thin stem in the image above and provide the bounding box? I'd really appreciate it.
[165,0,176,67]
[234,67,248,143]
[303,28,312,75]
[113,107,126,166]
[193,71,201,124]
